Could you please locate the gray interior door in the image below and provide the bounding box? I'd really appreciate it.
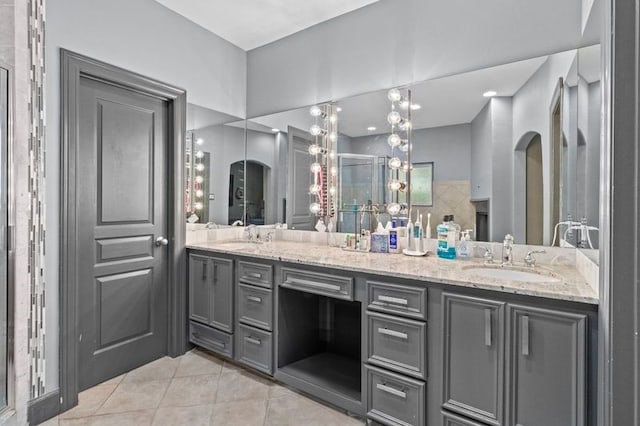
[286,126,314,230]
[77,76,169,390]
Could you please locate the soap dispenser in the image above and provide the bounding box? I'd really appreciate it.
[456,230,472,260]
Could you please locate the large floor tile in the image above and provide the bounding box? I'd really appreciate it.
[121,357,179,384]
[60,384,117,419]
[210,400,267,426]
[152,404,213,426]
[215,370,271,403]
[160,374,218,407]
[59,410,155,426]
[98,374,125,387]
[96,379,170,415]
[265,393,341,425]
[174,349,223,378]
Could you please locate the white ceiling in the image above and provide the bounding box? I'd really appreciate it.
[154,0,381,50]
[248,55,548,138]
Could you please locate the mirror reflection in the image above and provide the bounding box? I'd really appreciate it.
[242,47,603,249]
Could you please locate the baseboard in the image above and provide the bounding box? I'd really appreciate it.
[27,390,60,425]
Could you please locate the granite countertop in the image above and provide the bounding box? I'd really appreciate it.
[187,240,598,305]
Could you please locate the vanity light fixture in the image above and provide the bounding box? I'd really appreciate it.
[308,103,339,224]
[385,87,412,215]
[271,128,280,132]
[483,90,497,97]
[367,126,377,131]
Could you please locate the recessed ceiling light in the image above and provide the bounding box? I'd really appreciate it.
[483,90,497,97]
[271,128,280,132]
[367,126,376,131]
[411,104,421,110]
[336,107,342,112]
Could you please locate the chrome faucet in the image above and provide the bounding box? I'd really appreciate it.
[244,224,258,242]
[477,246,494,265]
[524,250,546,268]
[502,234,514,266]
[231,220,244,227]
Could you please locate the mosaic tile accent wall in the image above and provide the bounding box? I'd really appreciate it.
[27,0,46,399]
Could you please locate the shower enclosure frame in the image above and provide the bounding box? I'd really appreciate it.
[0,61,16,418]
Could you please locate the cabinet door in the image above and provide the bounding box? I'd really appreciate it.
[507,305,586,426]
[188,255,211,324]
[210,258,234,333]
[442,293,505,426]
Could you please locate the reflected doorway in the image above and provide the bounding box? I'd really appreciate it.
[228,161,245,225]
[246,161,267,225]
[526,135,543,245]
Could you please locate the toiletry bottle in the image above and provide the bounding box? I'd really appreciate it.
[437,215,456,259]
[457,230,471,260]
[406,210,414,251]
[425,213,432,239]
[414,213,423,252]
[389,229,399,253]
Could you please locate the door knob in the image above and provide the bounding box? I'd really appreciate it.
[155,236,169,246]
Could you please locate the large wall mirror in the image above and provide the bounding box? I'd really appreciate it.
[240,46,602,255]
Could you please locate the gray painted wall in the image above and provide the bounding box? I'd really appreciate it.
[349,124,472,182]
[247,0,583,117]
[470,103,493,200]
[45,0,247,389]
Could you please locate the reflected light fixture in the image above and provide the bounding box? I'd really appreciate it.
[483,90,497,97]
[271,128,280,132]
[367,126,376,132]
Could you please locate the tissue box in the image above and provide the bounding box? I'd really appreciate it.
[370,233,390,253]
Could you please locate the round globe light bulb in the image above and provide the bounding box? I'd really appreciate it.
[388,157,402,169]
[329,132,338,142]
[330,114,338,124]
[399,142,410,153]
[310,124,323,136]
[330,166,338,176]
[195,138,204,145]
[308,144,322,155]
[387,88,402,102]
[310,105,322,117]
[195,176,204,184]
[328,150,336,160]
[387,133,401,147]
[195,190,204,198]
[387,111,402,125]
[309,203,321,214]
[399,120,412,131]
[387,203,401,215]
[194,202,203,210]
[196,163,205,172]
[310,162,322,173]
[388,180,402,191]
[329,186,336,195]
[195,151,204,159]
[309,184,321,194]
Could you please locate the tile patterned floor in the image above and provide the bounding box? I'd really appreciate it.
[39,349,365,426]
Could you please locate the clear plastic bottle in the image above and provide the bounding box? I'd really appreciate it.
[437,215,456,259]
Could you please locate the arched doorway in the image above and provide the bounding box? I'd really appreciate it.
[525,135,544,245]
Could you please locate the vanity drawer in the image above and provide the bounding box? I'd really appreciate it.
[237,283,273,331]
[235,324,273,374]
[367,311,427,380]
[281,267,353,301]
[189,320,233,358]
[237,261,273,288]
[366,364,425,426]
[367,281,428,320]
[442,411,487,426]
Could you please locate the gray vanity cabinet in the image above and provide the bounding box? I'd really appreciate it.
[442,294,505,426]
[188,253,234,357]
[507,305,586,426]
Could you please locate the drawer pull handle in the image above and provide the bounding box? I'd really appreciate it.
[193,332,225,348]
[284,277,341,292]
[485,308,492,347]
[378,295,408,306]
[247,295,262,303]
[522,315,530,356]
[245,336,262,346]
[376,383,407,399]
[377,327,408,340]
[247,272,262,279]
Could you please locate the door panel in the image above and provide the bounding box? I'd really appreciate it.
[287,127,314,230]
[211,258,234,333]
[189,255,211,325]
[507,305,586,426]
[442,293,505,426]
[78,76,169,390]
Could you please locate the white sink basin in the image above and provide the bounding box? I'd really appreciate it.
[463,266,561,283]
